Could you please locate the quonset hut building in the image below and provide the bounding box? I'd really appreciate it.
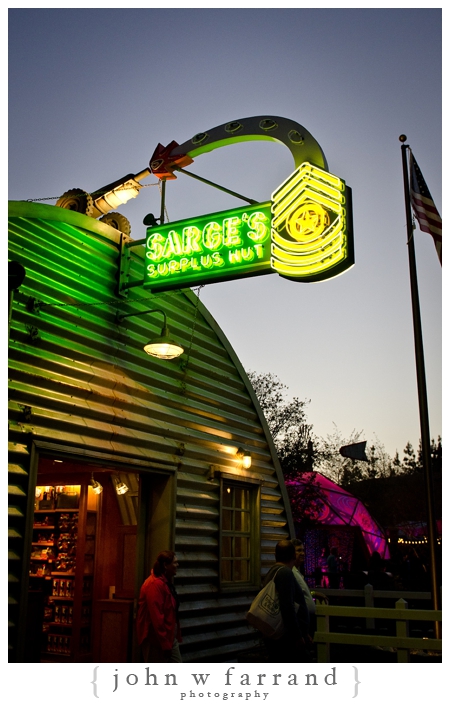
[8,200,295,663]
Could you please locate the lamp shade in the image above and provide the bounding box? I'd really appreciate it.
[117,309,184,360]
[143,326,184,360]
[114,476,129,495]
[90,473,103,495]
[242,453,252,470]
[237,447,252,469]
[91,479,103,495]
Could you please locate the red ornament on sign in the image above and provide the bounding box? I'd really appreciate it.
[149,141,193,180]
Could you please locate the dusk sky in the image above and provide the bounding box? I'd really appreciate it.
[8,7,442,460]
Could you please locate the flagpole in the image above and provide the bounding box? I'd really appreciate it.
[399,135,440,635]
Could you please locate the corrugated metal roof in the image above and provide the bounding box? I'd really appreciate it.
[8,200,294,662]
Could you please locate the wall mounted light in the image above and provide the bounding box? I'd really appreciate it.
[90,472,103,495]
[117,308,184,360]
[114,476,129,495]
[236,447,252,469]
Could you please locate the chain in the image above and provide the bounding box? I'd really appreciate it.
[180,285,205,393]
[23,182,160,204]
[28,294,158,312]
[26,196,61,202]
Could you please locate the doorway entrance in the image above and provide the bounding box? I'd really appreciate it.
[25,457,138,662]
[25,455,176,662]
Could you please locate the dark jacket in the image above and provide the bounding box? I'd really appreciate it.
[263,563,309,639]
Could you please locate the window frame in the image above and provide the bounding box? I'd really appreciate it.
[219,473,261,592]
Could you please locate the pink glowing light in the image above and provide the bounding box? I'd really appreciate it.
[286,472,390,559]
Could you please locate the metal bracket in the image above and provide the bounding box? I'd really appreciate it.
[207,465,221,481]
[116,233,146,298]
[20,405,32,422]
[25,325,40,343]
[26,297,44,315]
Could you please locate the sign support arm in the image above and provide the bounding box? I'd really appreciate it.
[174,167,258,205]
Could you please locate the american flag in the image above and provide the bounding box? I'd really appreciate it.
[409,151,442,265]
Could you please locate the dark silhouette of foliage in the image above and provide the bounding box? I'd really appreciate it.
[247,370,323,531]
[247,370,442,535]
[247,370,313,472]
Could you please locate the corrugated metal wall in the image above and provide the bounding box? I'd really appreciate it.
[8,201,294,663]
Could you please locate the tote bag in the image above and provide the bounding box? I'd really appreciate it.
[246,567,285,639]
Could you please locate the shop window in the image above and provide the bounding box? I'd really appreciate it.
[220,478,260,589]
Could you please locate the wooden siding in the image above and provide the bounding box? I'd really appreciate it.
[8,201,294,662]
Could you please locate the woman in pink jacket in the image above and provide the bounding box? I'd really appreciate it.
[137,550,182,662]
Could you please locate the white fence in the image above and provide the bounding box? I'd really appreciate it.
[314,591,441,662]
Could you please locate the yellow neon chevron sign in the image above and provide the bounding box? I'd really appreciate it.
[270,163,353,281]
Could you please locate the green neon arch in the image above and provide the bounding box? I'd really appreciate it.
[169,115,328,171]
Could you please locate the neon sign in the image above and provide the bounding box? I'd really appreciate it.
[144,162,353,291]
[109,116,354,295]
[271,162,353,281]
[144,204,272,289]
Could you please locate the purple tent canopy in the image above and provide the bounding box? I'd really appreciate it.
[286,472,390,559]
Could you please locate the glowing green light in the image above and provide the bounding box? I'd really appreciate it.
[144,204,272,291]
[143,162,353,291]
